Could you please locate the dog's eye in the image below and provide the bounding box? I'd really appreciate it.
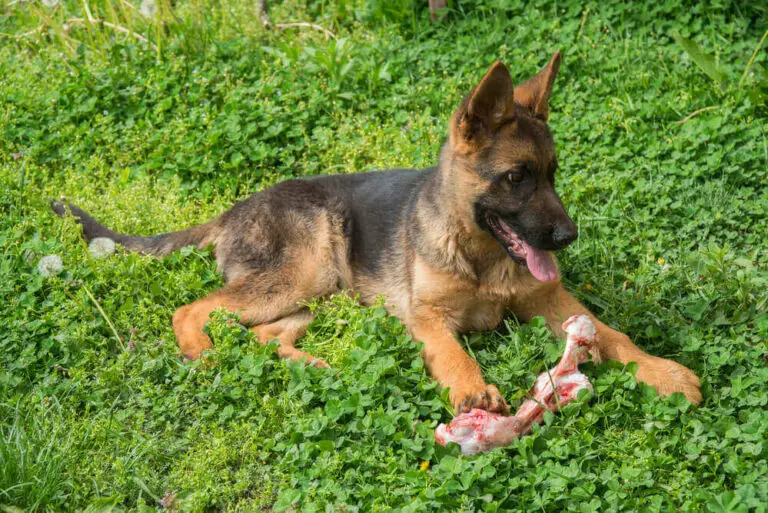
[506,171,523,183]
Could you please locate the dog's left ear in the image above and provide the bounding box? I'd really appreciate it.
[514,51,561,121]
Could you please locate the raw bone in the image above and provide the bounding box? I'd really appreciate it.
[434,315,597,456]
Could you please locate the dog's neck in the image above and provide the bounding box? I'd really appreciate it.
[412,144,509,278]
[435,143,495,243]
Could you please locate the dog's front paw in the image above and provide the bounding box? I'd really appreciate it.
[451,383,509,415]
[636,356,702,406]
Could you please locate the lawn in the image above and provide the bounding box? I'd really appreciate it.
[1,0,767,511]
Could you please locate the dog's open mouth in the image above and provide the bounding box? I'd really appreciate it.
[485,214,559,282]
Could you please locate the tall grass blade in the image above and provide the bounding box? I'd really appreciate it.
[672,30,728,89]
[738,28,768,89]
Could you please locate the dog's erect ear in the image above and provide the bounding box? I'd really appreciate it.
[467,61,516,128]
[452,61,515,150]
[514,51,561,121]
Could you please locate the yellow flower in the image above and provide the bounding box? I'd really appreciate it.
[657,257,665,265]
[419,460,430,471]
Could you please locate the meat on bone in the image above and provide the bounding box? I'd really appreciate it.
[434,315,597,456]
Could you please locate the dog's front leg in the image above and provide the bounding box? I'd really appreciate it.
[510,283,702,405]
[408,308,509,414]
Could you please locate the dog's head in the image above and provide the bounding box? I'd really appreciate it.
[447,52,576,282]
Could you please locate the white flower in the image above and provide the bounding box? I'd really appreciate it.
[88,237,116,259]
[42,0,59,7]
[38,255,63,277]
[140,0,157,18]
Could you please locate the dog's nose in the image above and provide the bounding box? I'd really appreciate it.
[552,223,578,248]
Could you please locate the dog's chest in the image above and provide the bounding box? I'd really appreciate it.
[411,255,524,332]
[452,298,506,332]
[450,273,520,332]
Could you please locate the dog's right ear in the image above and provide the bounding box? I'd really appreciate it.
[451,61,515,152]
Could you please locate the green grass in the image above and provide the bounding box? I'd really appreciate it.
[1,0,767,511]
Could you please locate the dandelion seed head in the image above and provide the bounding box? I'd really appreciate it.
[38,254,63,277]
[140,0,157,18]
[88,237,116,259]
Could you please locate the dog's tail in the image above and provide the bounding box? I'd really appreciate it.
[50,200,216,257]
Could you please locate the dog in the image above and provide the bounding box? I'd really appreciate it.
[52,52,702,411]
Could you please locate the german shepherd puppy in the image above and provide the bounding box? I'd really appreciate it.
[52,53,702,411]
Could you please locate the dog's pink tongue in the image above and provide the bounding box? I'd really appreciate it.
[524,243,559,281]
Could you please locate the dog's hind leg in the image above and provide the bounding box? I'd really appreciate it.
[251,309,327,368]
[172,269,335,362]
[171,190,350,363]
